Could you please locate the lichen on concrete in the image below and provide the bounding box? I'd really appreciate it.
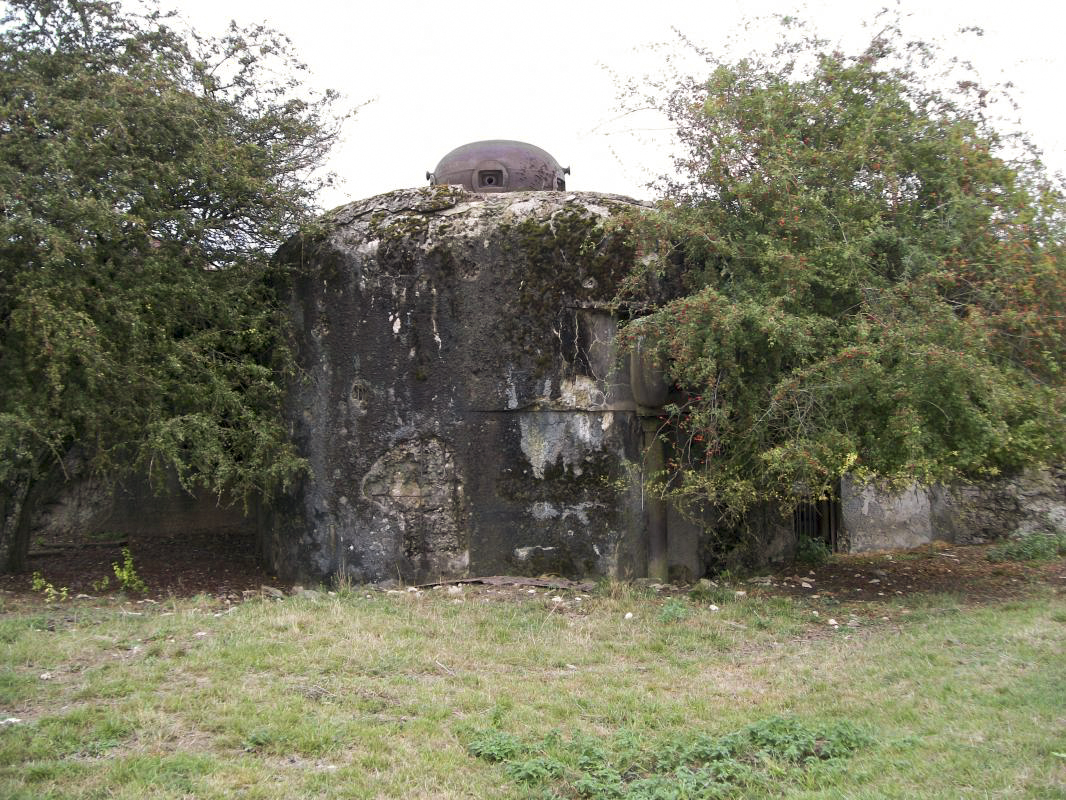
[263,187,659,584]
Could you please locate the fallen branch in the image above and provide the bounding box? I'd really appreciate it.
[416,575,596,592]
[28,540,129,557]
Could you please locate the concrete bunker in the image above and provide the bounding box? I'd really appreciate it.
[18,143,1063,586]
[258,179,710,585]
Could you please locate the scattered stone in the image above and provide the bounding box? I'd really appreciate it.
[708,604,720,612]
[734,590,747,597]
[827,618,839,627]
[551,596,563,603]
[260,585,285,599]
[39,672,53,680]
[194,631,208,637]
[801,581,812,589]
[624,612,634,620]
[0,718,22,726]
[446,585,463,595]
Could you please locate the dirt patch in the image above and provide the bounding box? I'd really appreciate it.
[0,528,273,600]
[762,542,1066,603]
[2,533,1063,606]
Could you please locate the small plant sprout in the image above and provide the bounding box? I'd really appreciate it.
[30,572,69,603]
[112,548,148,594]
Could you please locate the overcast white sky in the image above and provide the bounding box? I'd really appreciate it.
[173,0,1065,210]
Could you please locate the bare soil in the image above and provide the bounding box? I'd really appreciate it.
[0,528,272,600]
[1,529,1063,604]
[763,542,1066,603]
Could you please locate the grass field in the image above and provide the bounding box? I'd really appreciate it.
[1,561,1064,798]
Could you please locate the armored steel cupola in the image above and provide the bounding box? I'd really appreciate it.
[427,140,570,192]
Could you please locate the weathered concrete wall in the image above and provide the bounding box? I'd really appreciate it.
[264,186,694,584]
[841,476,934,553]
[709,504,796,571]
[841,469,1066,552]
[930,468,1066,544]
[28,469,254,542]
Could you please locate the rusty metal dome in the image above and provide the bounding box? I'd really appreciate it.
[427,140,569,192]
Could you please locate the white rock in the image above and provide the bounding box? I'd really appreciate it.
[624,612,634,620]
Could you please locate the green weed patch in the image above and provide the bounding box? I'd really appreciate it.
[467,715,871,798]
[987,530,1066,563]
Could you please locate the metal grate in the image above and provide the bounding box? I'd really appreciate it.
[793,492,841,552]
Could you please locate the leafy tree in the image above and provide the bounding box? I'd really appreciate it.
[0,0,347,571]
[618,17,1065,524]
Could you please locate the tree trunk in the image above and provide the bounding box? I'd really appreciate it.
[1,461,63,574]
[0,478,32,573]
